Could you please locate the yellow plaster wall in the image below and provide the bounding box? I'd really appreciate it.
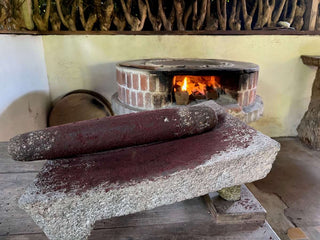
[42,35,320,137]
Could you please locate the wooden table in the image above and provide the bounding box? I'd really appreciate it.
[0,141,279,240]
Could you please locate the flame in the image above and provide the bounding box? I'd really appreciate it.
[182,77,188,91]
[173,75,220,95]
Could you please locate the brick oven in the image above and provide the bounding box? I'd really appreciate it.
[112,59,263,123]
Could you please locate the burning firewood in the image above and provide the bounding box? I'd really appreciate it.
[206,86,219,100]
[8,104,218,161]
[175,91,190,105]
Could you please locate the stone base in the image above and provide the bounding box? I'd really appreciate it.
[298,57,320,150]
[111,93,263,124]
[19,101,279,240]
[297,101,320,150]
[204,185,266,224]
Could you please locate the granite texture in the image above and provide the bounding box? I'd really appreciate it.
[18,101,280,240]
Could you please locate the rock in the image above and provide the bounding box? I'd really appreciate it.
[277,21,291,28]
[218,185,241,201]
[18,101,280,240]
[298,56,320,150]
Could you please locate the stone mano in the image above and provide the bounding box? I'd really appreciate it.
[18,101,280,240]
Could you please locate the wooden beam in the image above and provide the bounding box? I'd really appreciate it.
[303,0,320,30]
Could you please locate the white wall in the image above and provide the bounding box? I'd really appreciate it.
[0,35,49,141]
[42,35,320,137]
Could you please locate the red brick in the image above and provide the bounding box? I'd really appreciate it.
[116,69,121,85]
[149,75,157,92]
[243,91,249,106]
[131,91,137,106]
[145,93,152,108]
[132,74,139,90]
[127,73,132,88]
[140,74,148,91]
[137,92,144,107]
[249,73,255,89]
[237,92,243,106]
[121,72,126,86]
[126,89,130,104]
[249,89,256,105]
[239,74,249,91]
[253,72,259,88]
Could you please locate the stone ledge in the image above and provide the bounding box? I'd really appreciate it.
[112,93,264,124]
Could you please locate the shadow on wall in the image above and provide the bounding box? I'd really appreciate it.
[0,91,50,141]
[86,63,118,102]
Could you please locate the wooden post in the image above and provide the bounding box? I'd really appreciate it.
[303,0,319,30]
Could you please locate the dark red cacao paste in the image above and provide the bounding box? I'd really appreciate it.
[8,105,217,161]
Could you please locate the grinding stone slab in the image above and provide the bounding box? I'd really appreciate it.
[18,101,280,240]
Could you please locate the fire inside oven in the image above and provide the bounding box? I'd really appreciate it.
[172,75,226,105]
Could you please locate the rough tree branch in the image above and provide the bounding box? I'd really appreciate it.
[241,0,258,30]
[79,0,97,31]
[254,0,275,29]
[56,0,77,30]
[95,0,113,31]
[33,0,51,30]
[146,0,162,31]
[284,0,297,24]
[205,0,218,30]
[120,0,147,31]
[292,0,306,30]
[158,0,175,31]
[270,0,287,26]
[174,0,185,31]
[229,0,241,30]
[216,0,226,30]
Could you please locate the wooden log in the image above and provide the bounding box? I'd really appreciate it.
[302,0,319,31]
[8,104,217,161]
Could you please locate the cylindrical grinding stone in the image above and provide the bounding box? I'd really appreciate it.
[8,104,218,161]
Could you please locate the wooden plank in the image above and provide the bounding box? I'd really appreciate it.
[0,142,44,173]
[90,221,278,240]
[5,233,47,240]
[303,0,320,31]
[0,30,320,36]
[0,173,43,236]
[94,197,210,230]
[4,221,279,240]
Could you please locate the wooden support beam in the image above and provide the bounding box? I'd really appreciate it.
[303,0,320,30]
